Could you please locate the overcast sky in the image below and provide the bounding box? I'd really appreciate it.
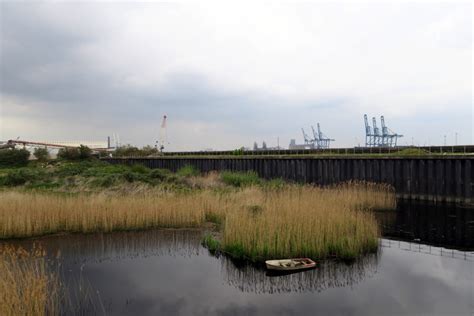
[0,2,472,150]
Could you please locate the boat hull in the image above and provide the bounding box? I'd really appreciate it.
[265,258,316,271]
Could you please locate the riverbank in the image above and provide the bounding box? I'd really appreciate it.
[0,160,395,260]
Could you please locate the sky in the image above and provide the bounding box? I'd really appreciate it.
[0,2,472,150]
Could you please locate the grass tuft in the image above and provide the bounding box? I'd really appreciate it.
[221,171,261,187]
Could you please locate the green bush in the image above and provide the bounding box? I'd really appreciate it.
[130,164,150,174]
[177,165,199,177]
[57,145,92,160]
[232,147,245,155]
[149,169,171,180]
[3,168,44,186]
[0,148,30,167]
[78,145,92,159]
[114,145,158,157]
[122,171,137,182]
[57,148,80,160]
[90,174,121,187]
[33,148,49,162]
[221,171,261,187]
[56,161,100,176]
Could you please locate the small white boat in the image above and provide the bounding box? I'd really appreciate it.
[265,258,316,271]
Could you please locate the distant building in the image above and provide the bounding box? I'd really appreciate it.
[288,139,314,150]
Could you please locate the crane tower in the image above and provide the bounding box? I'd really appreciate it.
[157,115,168,152]
[364,114,403,147]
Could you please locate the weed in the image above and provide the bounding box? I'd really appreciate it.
[221,171,261,187]
[202,234,221,254]
[177,165,199,177]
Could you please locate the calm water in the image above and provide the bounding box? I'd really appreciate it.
[5,202,474,316]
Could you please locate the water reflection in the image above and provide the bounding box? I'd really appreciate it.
[221,253,379,294]
[2,227,472,315]
[376,200,474,250]
[6,229,203,264]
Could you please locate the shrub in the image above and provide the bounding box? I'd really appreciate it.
[130,164,150,174]
[57,148,80,160]
[57,145,92,160]
[232,147,245,155]
[78,145,92,159]
[149,169,171,180]
[0,149,30,167]
[3,168,43,186]
[221,171,261,187]
[114,145,158,157]
[177,165,199,177]
[91,174,120,187]
[122,171,137,182]
[33,148,49,162]
[56,161,99,176]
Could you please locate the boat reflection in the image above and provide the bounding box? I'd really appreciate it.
[220,253,379,294]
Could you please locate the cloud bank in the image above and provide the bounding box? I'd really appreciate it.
[1,3,471,149]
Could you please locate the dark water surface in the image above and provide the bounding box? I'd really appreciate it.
[5,203,474,316]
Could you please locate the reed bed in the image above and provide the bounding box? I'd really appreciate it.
[222,185,385,260]
[0,191,221,239]
[0,244,60,316]
[0,182,395,260]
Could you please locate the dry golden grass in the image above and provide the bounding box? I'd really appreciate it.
[0,182,395,260]
[0,244,60,316]
[222,183,394,260]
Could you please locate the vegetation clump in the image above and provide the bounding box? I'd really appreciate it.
[202,234,221,254]
[221,171,261,187]
[33,148,50,162]
[177,165,199,177]
[113,145,159,157]
[392,148,430,156]
[57,145,92,160]
[0,148,30,167]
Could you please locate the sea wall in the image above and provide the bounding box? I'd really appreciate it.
[103,156,473,204]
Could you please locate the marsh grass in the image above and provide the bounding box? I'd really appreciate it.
[0,182,395,261]
[221,184,391,260]
[0,244,60,316]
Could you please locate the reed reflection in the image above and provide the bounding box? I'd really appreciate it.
[220,253,379,294]
[4,229,203,265]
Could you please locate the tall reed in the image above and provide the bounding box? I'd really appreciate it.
[0,182,395,260]
[221,186,384,260]
[0,244,60,316]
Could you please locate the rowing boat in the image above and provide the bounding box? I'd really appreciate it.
[265,258,316,271]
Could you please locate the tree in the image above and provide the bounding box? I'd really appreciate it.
[33,147,49,162]
[0,148,30,167]
[78,145,92,159]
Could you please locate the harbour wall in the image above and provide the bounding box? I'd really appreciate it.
[103,156,473,204]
